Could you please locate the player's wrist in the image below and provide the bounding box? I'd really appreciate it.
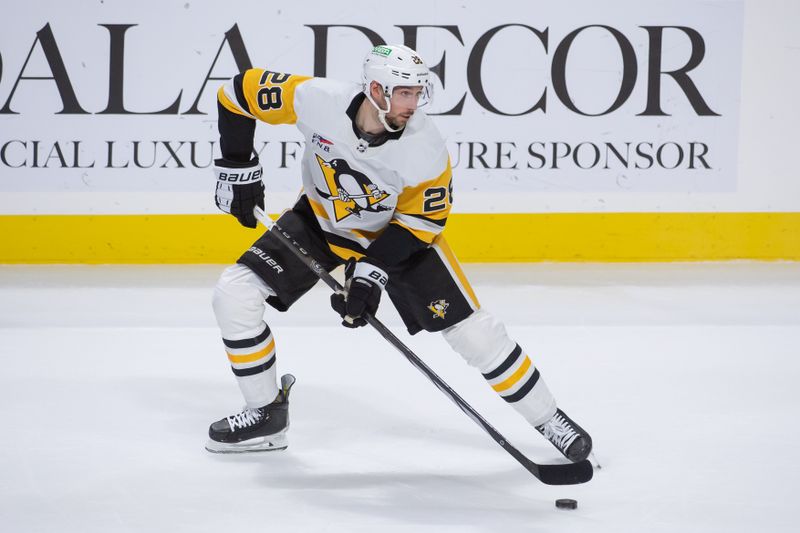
[214,156,260,169]
[213,157,263,184]
[353,257,388,291]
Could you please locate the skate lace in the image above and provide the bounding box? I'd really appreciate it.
[227,407,263,431]
[541,413,578,452]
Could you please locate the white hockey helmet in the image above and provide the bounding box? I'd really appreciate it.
[362,44,433,131]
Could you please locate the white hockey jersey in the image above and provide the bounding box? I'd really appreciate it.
[218,69,453,259]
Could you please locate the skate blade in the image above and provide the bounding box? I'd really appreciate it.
[205,433,288,454]
[589,451,602,470]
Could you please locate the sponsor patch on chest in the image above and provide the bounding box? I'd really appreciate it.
[312,133,334,152]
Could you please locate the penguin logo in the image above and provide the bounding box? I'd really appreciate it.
[427,299,449,319]
[314,155,391,222]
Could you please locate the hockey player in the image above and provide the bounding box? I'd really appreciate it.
[207,44,592,462]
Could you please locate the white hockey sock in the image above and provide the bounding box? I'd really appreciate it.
[442,309,557,427]
[223,323,279,408]
[213,264,280,408]
[481,344,556,427]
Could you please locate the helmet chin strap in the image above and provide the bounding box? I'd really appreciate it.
[365,89,404,133]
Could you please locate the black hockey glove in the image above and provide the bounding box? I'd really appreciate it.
[213,157,264,228]
[330,257,388,328]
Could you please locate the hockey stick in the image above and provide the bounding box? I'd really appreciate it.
[253,206,593,485]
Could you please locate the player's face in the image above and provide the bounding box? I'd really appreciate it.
[386,85,424,128]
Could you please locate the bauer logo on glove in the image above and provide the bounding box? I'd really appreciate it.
[217,168,263,183]
[213,157,265,229]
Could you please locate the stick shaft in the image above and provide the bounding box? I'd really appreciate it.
[252,207,592,485]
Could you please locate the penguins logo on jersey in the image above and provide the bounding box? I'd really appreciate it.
[314,155,391,222]
[427,299,449,319]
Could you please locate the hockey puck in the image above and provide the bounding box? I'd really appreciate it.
[555,499,578,510]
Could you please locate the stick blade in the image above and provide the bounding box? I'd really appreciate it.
[534,459,594,485]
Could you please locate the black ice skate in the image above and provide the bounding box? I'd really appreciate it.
[205,374,296,453]
[535,408,593,463]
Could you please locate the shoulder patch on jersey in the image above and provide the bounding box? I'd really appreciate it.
[312,133,334,152]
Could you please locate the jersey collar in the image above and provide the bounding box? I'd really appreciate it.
[346,93,404,148]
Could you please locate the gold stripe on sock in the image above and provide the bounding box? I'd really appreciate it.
[492,356,531,393]
[227,339,275,364]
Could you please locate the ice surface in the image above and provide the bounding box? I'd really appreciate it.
[1,263,799,532]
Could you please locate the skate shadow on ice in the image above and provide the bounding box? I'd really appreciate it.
[256,464,560,530]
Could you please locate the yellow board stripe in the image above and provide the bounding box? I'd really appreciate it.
[434,235,481,308]
[492,356,532,393]
[227,339,275,364]
[1,213,799,263]
[446,212,800,262]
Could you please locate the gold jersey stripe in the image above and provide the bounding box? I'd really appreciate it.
[411,210,449,224]
[241,69,312,125]
[394,212,447,235]
[307,197,330,220]
[433,235,481,308]
[390,219,438,244]
[350,227,384,241]
[328,243,365,261]
[227,339,275,364]
[395,158,453,219]
[217,86,251,118]
[492,356,532,393]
